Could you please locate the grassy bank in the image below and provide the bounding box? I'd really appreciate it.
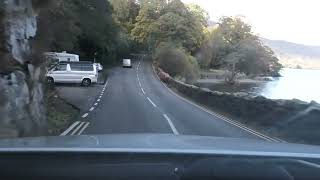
[45,89,79,136]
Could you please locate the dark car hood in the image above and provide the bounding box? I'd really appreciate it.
[0,134,319,158]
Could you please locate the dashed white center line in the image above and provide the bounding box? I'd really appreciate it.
[163,114,179,135]
[99,95,102,98]
[94,103,98,106]
[141,88,145,94]
[89,107,95,111]
[82,113,89,118]
[147,97,157,107]
[97,99,101,102]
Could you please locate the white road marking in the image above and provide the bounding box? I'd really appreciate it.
[89,107,95,111]
[141,88,146,94]
[71,122,85,135]
[163,114,179,135]
[152,65,282,142]
[99,95,102,98]
[147,97,157,107]
[60,121,80,136]
[94,103,98,106]
[82,113,89,118]
[297,160,320,168]
[77,122,90,135]
[138,81,142,87]
[97,99,101,102]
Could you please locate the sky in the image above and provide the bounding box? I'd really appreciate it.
[182,0,320,46]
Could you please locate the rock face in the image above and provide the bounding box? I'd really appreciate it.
[0,0,46,137]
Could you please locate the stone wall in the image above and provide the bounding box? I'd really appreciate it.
[156,67,320,144]
[0,0,47,137]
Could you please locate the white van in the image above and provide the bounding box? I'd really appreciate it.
[46,62,98,86]
[123,59,132,68]
[44,51,80,64]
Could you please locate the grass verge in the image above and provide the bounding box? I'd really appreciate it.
[45,88,79,136]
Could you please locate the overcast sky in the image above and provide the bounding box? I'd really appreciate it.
[182,0,320,46]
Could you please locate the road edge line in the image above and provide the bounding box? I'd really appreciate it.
[151,64,284,143]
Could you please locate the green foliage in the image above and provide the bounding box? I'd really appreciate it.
[110,0,140,33]
[198,16,282,79]
[155,42,199,83]
[131,0,205,53]
[36,0,125,65]
[186,3,209,29]
[198,27,228,68]
[131,2,162,45]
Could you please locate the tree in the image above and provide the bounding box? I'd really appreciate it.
[132,0,204,53]
[131,2,162,45]
[157,0,204,53]
[36,0,81,51]
[198,26,229,68]
[36,0,122,64]
[186,3,209,29]
[198,16,282,82]
[155,42,199,83]
[109,0,140,33]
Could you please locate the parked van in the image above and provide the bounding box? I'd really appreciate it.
[123,59,132,68]
[46,61,98,86]
[44,51,80,64]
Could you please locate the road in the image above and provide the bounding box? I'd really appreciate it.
[64,57,269,140]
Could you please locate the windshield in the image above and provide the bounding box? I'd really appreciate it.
[1,0,320,165]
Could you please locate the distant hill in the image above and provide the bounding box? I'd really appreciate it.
[261,38,320,69]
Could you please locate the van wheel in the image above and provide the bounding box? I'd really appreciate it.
[47,77,54,85]
[82,78,91,86]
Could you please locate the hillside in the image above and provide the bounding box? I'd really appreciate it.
[261,38,320,69]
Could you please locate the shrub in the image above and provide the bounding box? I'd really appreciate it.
[155,42,199,83]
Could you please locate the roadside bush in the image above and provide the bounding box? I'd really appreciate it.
[155,42,199,83]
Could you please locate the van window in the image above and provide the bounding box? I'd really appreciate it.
[70,64,93,71]
[55,64,67,71]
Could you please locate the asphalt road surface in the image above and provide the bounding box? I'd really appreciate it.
[76,57,269,140]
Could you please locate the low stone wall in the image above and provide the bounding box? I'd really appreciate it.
[156,67,320,145]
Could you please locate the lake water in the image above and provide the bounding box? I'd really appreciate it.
[197,68,320,103]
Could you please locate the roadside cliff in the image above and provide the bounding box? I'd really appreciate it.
[0,0,48,137]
